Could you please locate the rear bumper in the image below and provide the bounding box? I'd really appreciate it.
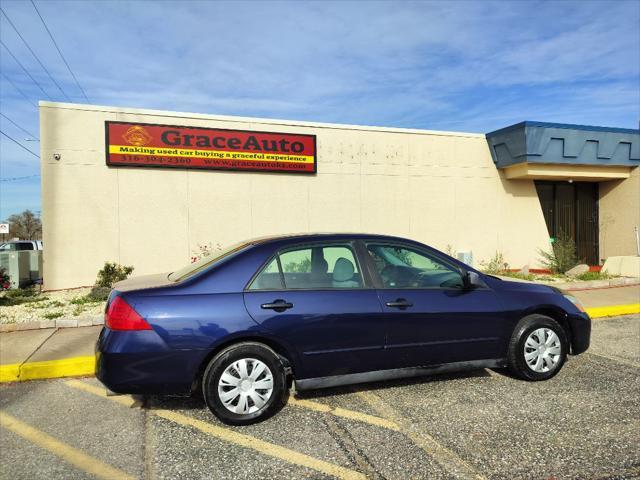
[95,328,207,395]
[567,312,591,355]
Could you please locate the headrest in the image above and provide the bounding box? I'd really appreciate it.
[333,257,355,282]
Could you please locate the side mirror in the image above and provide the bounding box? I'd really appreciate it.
[462,270,484,289]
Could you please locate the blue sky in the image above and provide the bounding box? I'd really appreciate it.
[1,0,639,219]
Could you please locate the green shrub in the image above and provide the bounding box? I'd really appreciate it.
[0,267,10,290]
[70,295,103,305]
[0,287,46,307]
[479,252,507,274]
[538,232,578,274]
[43,311,63,320]
[88,286,112,302]
[498,271,536,281]
[575,271,612,281]
[95,262,134,288]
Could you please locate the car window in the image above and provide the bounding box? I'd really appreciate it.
[366,243,463,289]
[17,243,33,251]
[249,244,363,290]
[0,243,15,251]
[169,241,251,282]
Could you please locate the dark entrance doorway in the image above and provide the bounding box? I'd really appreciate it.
[535,181,599,265]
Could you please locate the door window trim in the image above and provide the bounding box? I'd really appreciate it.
[244,240,374,292]
[361,240,470,291]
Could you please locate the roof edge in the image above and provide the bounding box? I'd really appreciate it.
[38,101,485,138]
[487,120,638,137]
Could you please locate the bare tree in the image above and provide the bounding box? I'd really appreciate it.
[4,210,42,240]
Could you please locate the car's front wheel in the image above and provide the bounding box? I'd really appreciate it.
[202,342,288,425]
[507,314,568,381]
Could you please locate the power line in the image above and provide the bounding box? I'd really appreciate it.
[0,72,37,107]
[0,7,72,101]
[0,129,39,158]
[30,0,89,103]
[0,174,40,182]
[0,40,52,99]
[0,113,39,140]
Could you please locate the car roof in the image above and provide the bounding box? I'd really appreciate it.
[248,232,421,246]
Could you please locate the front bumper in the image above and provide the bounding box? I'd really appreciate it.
[567,312,591,355]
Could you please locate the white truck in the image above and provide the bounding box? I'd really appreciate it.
[0,240,43,251]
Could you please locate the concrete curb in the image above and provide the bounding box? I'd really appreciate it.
[560,278,640,291]
[0,355,95,383]
[0,315,103,333]
[586,303,640,319]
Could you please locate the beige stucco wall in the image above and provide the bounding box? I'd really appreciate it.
[40,102,552,290]
[599,167,640,260]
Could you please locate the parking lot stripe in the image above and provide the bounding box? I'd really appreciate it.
[65,379,142,408]
[0,410,135,480]
[355,390,487,480]
[154,409,367,480]
[65,380,367,480]
[288,396,401,431]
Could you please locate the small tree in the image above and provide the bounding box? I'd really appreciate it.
[4,210,41,240]
[538,232,579,274]
[479,251,507,274]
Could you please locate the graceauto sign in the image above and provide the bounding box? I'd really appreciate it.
[105,121,316,174]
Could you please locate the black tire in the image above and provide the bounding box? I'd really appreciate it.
[507,314,568,381]
[202,342,288,426]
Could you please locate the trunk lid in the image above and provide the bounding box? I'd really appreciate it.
[112,272,174,292]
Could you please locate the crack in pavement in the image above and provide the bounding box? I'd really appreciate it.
[14,328,59,380]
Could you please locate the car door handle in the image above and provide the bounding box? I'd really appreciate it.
[261,300,293,312]
[385,299,413,309]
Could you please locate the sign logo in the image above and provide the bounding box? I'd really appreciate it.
[106,121,317,174]
[122,125,152,146]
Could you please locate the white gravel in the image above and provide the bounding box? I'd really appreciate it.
[0,287,105,324]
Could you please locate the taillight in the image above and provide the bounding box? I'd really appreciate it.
[105,296,152,331]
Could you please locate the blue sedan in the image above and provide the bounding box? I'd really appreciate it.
[96,234,591,425]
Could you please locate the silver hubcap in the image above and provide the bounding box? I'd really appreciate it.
[524,328,562,373]
[218,358,274,415]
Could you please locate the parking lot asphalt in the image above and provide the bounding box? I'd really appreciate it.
[1,314,638,480]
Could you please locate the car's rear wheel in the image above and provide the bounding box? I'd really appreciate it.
[202,342,288,425]
[507,314,568,381]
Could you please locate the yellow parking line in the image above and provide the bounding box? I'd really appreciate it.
[65,379,142,408]
[288,396,401,431]
[154,409,367,480]
[586,303,640,319]
[355,390,487,480]
[0,410,134,480]
[65,380,366,480]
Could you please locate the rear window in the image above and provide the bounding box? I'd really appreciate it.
[168,242,250,282]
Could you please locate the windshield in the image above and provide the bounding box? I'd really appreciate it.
[168,241,251,282]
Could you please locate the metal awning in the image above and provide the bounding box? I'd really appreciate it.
[486,121,639,181]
